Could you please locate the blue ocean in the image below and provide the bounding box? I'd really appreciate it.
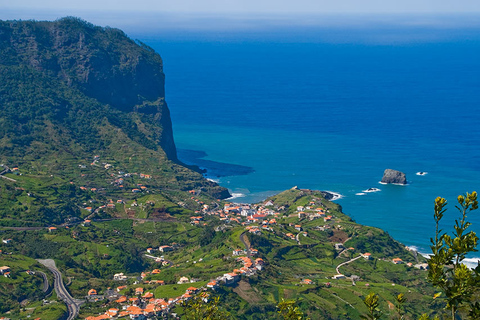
[134,22,480,264]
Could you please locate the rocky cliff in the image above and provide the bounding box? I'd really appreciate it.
[0,17,231,223]
[0,17,177,159]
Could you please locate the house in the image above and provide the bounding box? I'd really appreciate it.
[88,289,98,296]
[2,239,12,244]
[414,263,429,270]
[250,249,258,255]
[362,253,372,260]
[252,214,267,220]
[186,287,198,294]
[151,269,161,274]
[116,286,127,292]
[0,266,10,275]
[223,273,240,285]
[233,249,244,256]
[104,308,119,318]
[248,228,261,235]
[332,274,346,280]
[113,273,127,281]
[48,227,57,232]
[264,200,274,206]
[146,248,155,254]
[159,245,173,252]
[392,258,403,264]
[301,279,314,285]
[298,212,306,219]
[294,225,302,231]
[83,220,91,226]
[178,276,190,284]
[334,243,344,250]
[207,281,219,289]
[241,208,255,216]
[135,287,144,295]
[285,233,295,240]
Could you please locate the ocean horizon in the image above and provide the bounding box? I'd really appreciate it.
[135,22,480,267]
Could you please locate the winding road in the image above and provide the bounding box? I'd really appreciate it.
[37,259,80,320]
[36,271,49,293]
[335,255,362,274]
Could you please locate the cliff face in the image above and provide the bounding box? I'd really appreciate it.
[0,17,177,159]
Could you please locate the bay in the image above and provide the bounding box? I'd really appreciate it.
[137,26,480,262]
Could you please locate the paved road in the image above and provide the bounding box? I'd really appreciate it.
[239,232,252,258]
[37,259,80,320]
[336,255,362,274]
[36,271,49,292]
[144,254,174,268]
[0,165,16,182]
[296,233,301,245]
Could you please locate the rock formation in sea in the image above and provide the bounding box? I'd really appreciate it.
[381,169,407,185]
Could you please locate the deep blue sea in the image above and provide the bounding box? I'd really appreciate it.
[135,25,480,264]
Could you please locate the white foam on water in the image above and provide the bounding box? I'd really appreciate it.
[324,191,343,201]
[227,193,246,200]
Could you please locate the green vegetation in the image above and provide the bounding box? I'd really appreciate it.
[425,192,480,319]
[1,188,440,319]
[181,295,232,320]
[0,17,229,225]
[0,17,459,319]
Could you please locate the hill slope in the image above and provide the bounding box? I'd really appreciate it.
[0,17,229,224]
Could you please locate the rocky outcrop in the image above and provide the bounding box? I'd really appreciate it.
[381,169,407,185]
[0,17,177,160]
[0,17,233,200]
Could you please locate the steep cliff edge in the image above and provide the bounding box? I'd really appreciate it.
[0,17,177,159]
[0,17,230,223]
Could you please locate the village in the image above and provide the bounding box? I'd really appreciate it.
[0,162,428,320]
[72,194,427,320]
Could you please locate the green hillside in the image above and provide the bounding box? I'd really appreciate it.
[0,188,442,319]
[0,18,445,320]
[0,17,229,225]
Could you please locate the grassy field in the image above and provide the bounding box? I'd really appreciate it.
[0,188,442,319]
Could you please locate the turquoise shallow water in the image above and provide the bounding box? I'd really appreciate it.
[138,27,480,263]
